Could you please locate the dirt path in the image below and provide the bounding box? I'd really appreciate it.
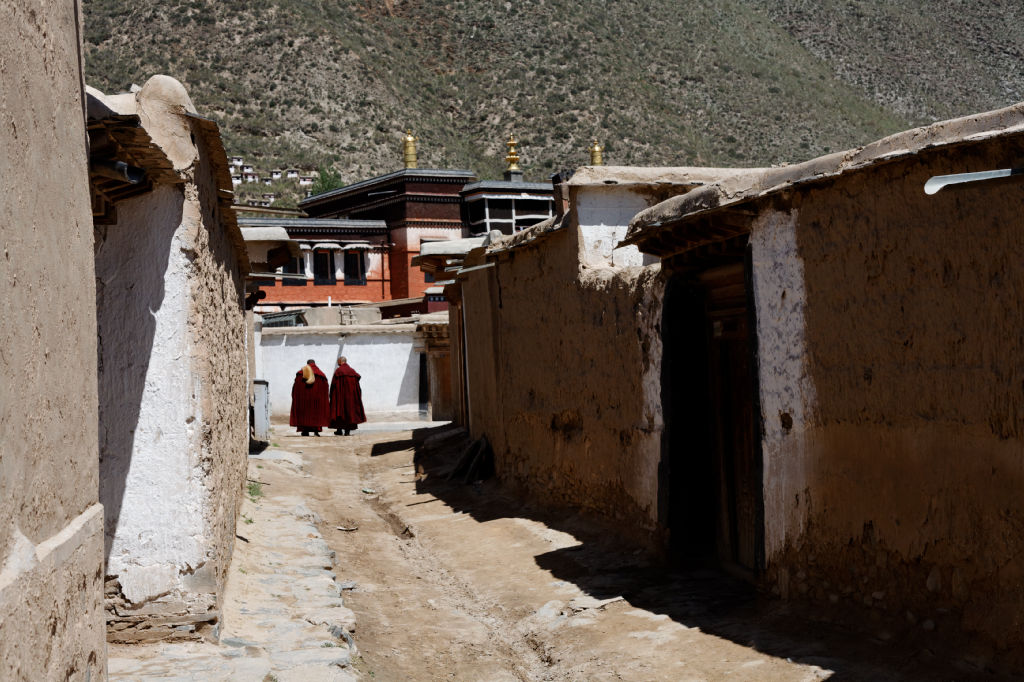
[276,425,1007,682]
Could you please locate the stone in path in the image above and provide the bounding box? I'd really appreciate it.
[107,450,357,681]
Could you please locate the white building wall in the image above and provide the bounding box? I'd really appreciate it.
[749,209,818,559]
[574,186,655,267]
[261,327,422,418]
[95,185,212,608]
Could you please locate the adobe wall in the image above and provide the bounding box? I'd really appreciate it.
[261,326,422,418]
[0,1,107,678]
[753,137,1024,648]
[462,216,665,536]
[188,125,249,630]
[95,77,247,641]
[426,351,452,420]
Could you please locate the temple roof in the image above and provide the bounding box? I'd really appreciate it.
[299,168,477,209]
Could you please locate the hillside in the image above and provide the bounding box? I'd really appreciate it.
[83,0,1024,186]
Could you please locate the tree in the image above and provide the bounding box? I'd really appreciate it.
[311,165,344,195]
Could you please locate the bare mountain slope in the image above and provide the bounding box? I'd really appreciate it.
[83,0,1024,183]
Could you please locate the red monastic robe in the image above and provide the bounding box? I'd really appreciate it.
[289,362,330,432]
[330,362,367,430]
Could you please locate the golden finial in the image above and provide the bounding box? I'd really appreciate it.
[589,139,604,166]
[402,130,418,169]
[505,133,521,172]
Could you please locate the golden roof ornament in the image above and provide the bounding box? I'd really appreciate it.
[505,133,521,172]
[589,139,604,166]
[403,130,418,169]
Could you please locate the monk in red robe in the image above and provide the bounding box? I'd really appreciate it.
[330,356,367,436]
[290,359,329,436]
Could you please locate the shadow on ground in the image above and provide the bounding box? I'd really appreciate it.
[370,438,416,457]
[385,424,1017,682]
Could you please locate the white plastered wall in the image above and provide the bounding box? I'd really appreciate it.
[261,328,422,418]
[749,208,817,559]
[96,184,212,607]
[574,186,656,268]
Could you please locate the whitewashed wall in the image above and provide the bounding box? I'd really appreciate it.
[96,185,212,608]
[260,325,423,418]
[574,185,657,268]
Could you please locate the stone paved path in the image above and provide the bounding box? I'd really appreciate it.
[107,447,358,681]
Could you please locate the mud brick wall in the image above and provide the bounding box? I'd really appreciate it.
[461,222,665,538]
[96,77,248,642]
[189,124,250,632]
[754,136,1024,649]
[0,1,107,678]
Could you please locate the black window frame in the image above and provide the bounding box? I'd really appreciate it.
[343,250,367,286]
[313,250,336,285]
[282,255,307,286]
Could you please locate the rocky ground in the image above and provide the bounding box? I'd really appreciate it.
[108,444,358,681]
[109,423,1012,681]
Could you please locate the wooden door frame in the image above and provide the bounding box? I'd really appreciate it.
[658,242,766,576]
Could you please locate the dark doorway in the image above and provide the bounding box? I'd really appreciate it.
[418,352,429,414]
[661,253,764,578]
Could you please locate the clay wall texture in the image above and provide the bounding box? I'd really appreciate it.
[460,187,665,535]
[187,129,249,624]
[753,137,1024,647]
[0,0,107,677]
[95,78,247,640]
[426,351,452,420]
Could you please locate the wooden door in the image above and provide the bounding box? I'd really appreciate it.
[702,264,761,575]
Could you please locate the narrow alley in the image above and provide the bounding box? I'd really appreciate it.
[109,425,1007,681]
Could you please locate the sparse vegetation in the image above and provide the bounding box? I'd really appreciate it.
[83,1,1024,181]
[247,481,264,501]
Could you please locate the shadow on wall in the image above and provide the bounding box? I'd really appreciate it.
[397,344,421,412]
[338,335,421,413]
[95,185,182,564]
[402,425,1016,682]
[267,335,424,416]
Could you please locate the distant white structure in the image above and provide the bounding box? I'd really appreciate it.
[258,321,426,419]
